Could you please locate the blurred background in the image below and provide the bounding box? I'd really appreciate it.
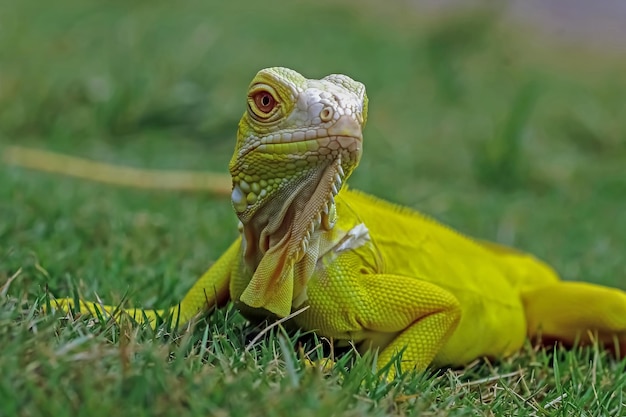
[1,0,625,299]
[2,0,624,180]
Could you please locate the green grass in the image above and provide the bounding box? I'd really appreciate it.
[2,0,626,415]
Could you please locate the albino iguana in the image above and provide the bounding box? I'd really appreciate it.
[51,67,626,374]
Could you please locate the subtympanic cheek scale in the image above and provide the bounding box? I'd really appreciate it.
[231,185,248,213]
[231,178,276,213]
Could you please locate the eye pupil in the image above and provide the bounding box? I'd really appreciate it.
[261,95,270,106]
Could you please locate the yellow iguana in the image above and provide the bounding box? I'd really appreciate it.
[50,67,626,373]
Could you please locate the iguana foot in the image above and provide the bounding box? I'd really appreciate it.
[302,357,336,374]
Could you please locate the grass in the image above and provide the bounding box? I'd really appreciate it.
[2,0,626,415]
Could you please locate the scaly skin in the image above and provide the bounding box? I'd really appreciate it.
[53,67,626,374]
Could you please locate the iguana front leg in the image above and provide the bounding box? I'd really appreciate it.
[51,239,241,327]
[355,274,462,373]
[300,254,462,375]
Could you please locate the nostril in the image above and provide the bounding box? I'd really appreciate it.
[320,107,334,122]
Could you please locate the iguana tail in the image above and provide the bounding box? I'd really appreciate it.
[2,146,231,194]
[522,281,626,355]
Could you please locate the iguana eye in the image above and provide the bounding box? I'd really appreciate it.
[248,86,279,121]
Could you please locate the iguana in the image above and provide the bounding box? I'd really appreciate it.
[51,67,626,374]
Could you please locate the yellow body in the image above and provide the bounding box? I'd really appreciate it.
[298,189,545,367]
[53,67,626,374]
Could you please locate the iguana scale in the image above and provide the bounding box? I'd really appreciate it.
[52,67,626,373]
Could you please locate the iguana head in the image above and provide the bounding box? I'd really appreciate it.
[229,67,368,317]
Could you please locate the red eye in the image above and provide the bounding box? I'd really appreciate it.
[253,91,276,114]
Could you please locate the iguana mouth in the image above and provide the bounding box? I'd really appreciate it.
[235,133,361,163]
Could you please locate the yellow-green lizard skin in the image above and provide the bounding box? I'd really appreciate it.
[53,67,626,373]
